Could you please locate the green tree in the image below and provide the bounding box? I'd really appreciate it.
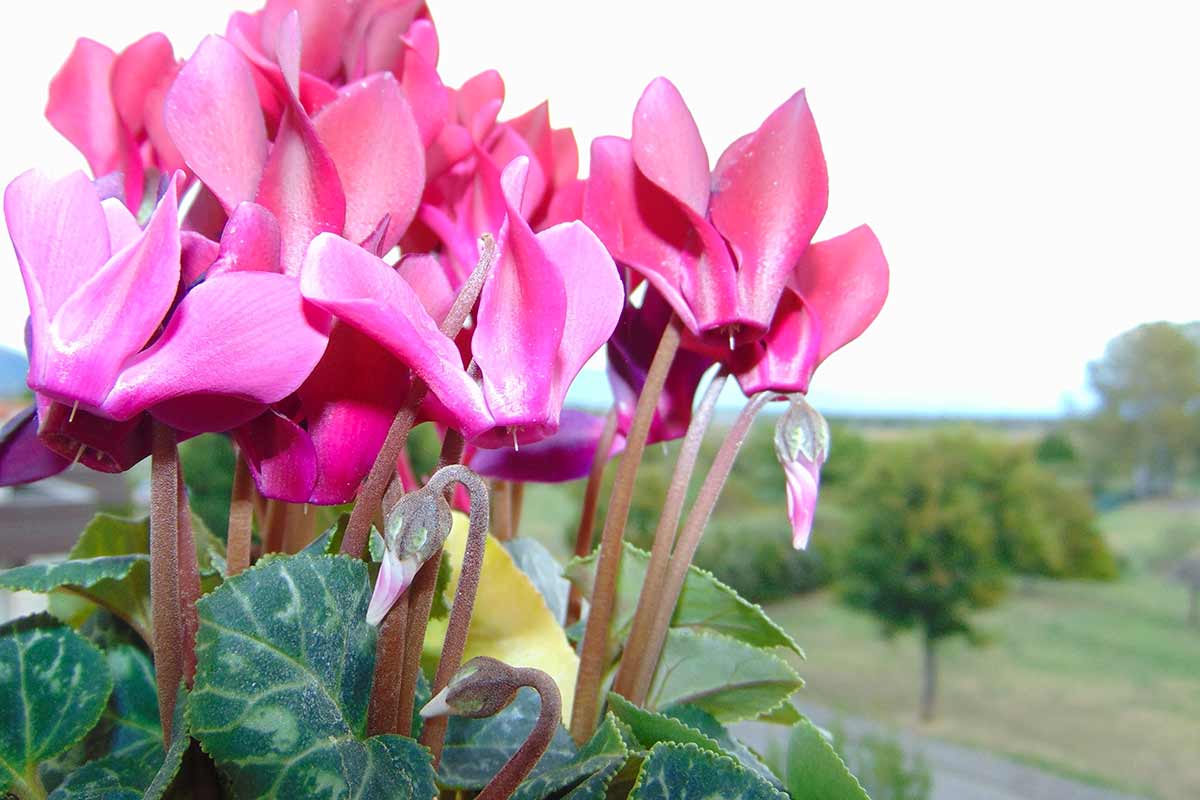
[842,436,1006,721]
[1085,322,1200,496]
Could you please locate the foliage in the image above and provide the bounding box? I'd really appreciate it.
[179,433,236,538]
[828,724,931,800]
[1084,321,1200,496]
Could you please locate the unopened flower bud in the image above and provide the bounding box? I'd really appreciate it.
[774,393,830,549]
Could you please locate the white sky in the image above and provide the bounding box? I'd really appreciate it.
[1,1,1197,416]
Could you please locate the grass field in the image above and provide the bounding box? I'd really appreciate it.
[766,498,1200,800]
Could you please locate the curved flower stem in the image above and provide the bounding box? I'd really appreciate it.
[626,391,774,705]
[418,466,491,765]
[613,368,728,700]
[392,428,468,736]
[477,668,562,800]
[341,236,496,559]
[175,474,201,686]
[149,421,182,746]
[570,316,682,742]
[566,408,618,626]
[225,452,254,576]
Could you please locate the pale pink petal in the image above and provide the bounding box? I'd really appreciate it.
[366,549,419,625]
[455,70,503,135]
[299,233,492,438]
[632,77,711,217]
[784,459,821,549]
[792,225,889,365]
[101,197,142,252]
[710,90,829,329]
[103,272,329,422]
[39,186,180,408]
[315,73,425,248]
[235,409,318,502]
[165,36,268,212]
[486,125,547,220]
[399,43,449,148]
[774,395,829,549]
[260,0,354,81]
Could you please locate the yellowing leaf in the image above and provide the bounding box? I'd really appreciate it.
[424,513,578,719]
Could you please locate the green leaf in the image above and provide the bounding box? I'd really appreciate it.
[511,713,628,800]
[606,694,721,753]
[440,686,577,790]
[663,705,783,789]
[188,553,436,798]
[301,514,349,556]
[0,616,113,797]
[784,717,871,800]
[505,538,570,625]
[629,742,788,800]
[646,630,803,722]
[565,543,802,657]
[756,702,803,726]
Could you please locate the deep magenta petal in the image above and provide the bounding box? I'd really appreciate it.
[35,396,154,474]
[470,409,626,483]
[235,409,318,502]
[732,291,821,396]
[104,272,329,423]
[40,185,181,409]
[792,225,889,365]
[0,406,70,486]
[396,252,456,321]
[315,73,424,249]
[165,36,268,212]
[299,233,492,439]
[631,77,711,217]
[710,90,829,329]
[111,33,176,139]
[210,202,282,276]
[180,232,220,286]
[45,39,123,181]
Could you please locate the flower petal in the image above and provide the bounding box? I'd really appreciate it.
[731,290,821,396]
[209,201,282,276]
[709,90,829,328]
[470,409,625,483]
[300,233,492,438]
[0,406,70,486]
[314,73,425,249]
[40,185,180,409]
[631,77,710,217]
[104,272,329,425]
[45,40,124,180]
[165,36,268,212]
[366,549,419,626]
[235,409,318,502]
[792,225,889,365]
[111,33,176,139]
[35,396,155,474]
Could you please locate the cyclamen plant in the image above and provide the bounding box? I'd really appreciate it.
[0,2,888,799]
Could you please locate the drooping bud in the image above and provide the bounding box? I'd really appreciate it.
[365,483,453,626]
[420,656,525,720]
[774,393,830,549]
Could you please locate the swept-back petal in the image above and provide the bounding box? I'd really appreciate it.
[473,158,567,439]
[0,406,69,486]
[209,201,282,276]
[165,36,268,212]
[300,233,491,438]
[315,73,424,248]
[235,409,318,502]
[45,39,123,179]
[470,410,626,483]
[398,40,448,148]
[111,33,175,139]
[260,0,354,81]
[632,77,711,217]
[41,185,180,408]
[104,272,329,424]
[792,224,889,365]
[710,90,829,329]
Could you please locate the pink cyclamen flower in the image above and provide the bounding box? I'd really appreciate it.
[585,77,832,351]
[774,394,830,550]
[732,225,889,396]
[47,34,184,210]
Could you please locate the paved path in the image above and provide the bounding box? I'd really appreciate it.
[732,704,1147,800]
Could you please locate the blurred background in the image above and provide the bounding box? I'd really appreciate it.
[1,2,1197,799]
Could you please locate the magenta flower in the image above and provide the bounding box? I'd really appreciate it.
[732,225,889,396]
[47,34,183,210]
[774,394,830,550]
[467,410,626,483]
[4,169,329,438]
[585,77,831,351]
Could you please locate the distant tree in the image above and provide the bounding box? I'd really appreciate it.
[1085,322,1200,496]
[841,436,1006,721]
[1034,430,1077,465]
[1172,554,1200,630]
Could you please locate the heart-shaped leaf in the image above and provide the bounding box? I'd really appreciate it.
[510,712,629,800]
[662,705,782,788]
[0,616,112,797]
[565,543,801,657]
[629,741,788,800]
[646,630,803,722]
[188,553,436,798]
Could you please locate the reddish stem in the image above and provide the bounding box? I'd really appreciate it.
[614,369,728,699]
[149,422,182,746]
[566,409,618,626]
[367,592,410,736]
[477,668,562,800]
[570,317,681,742]
[492,480,513,542]
[176,475,201,687]
[226,452,254,576]
[629,391,773,704]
